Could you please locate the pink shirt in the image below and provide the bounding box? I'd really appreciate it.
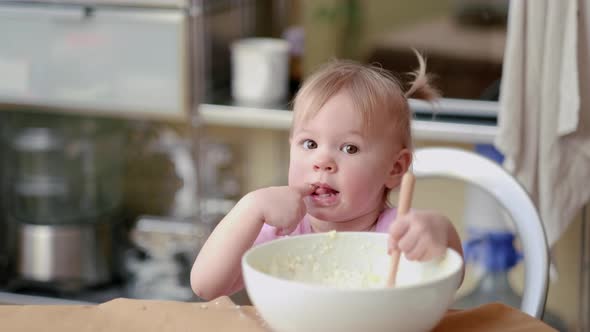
[253,207,398,246]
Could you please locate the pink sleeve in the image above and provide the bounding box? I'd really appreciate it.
[374,207,398,233]
[253,218,308,246]
[253,223,280,246]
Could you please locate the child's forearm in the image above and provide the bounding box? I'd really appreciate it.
[190,192,263,300]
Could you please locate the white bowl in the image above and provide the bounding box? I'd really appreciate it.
[242,231,463,332]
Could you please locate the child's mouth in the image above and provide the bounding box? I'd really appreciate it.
[311,184,339,206]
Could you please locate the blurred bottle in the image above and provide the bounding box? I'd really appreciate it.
[455,231,568,331]
[283,25,304,96]
[455,231,521,309]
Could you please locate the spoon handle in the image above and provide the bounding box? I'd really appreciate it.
[386,172,416,287]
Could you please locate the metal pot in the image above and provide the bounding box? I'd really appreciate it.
[17,219,116,291]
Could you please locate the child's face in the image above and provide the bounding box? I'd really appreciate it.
[289,91,402,223]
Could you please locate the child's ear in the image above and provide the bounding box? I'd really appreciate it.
[385,149,412,189]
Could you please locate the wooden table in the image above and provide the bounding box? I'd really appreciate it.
[0,296,556,331]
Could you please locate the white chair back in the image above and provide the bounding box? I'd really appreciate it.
[413,147,549,318]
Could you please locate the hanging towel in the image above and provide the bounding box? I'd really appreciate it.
[495,0,590,246]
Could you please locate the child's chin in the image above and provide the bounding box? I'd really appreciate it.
[307,210,343,223]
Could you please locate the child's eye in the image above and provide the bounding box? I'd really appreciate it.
[341,144,359,154]
[302,139,318,150]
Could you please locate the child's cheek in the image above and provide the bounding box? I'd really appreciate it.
[347,170,383,199]
[288,159,306,186]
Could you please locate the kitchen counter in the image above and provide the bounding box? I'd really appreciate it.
[0,291,93,305]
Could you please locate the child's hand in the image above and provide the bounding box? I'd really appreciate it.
[248,184,316,236]
[387,210,449,261]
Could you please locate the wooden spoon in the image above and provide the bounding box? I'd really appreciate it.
[386,171,416,287]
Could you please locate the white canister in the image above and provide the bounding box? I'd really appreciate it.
[231,38,290,106]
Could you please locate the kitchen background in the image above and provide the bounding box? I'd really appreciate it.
[0,0,587,331]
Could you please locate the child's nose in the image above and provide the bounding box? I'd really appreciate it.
[313,158,337,173]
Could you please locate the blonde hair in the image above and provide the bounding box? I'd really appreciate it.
[291,50,439,150]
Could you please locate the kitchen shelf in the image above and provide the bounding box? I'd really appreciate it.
[198,102,498,144]
[199,104,293,130]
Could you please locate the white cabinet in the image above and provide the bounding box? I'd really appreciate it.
[0,5,188,119]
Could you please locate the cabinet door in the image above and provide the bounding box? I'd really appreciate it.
[0,5,188,119]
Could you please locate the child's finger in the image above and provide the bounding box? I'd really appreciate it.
[424,243,446,260]
[389,216,410,241]
[295,183,317,196]
[397,225,422,255]
[404,237,428,261]
[388,217,410,253]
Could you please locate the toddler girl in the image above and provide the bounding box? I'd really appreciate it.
[191,52,464,300]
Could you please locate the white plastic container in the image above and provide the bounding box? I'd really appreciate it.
[230,38,289,106]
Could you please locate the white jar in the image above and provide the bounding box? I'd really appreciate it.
[230,38,290,106]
